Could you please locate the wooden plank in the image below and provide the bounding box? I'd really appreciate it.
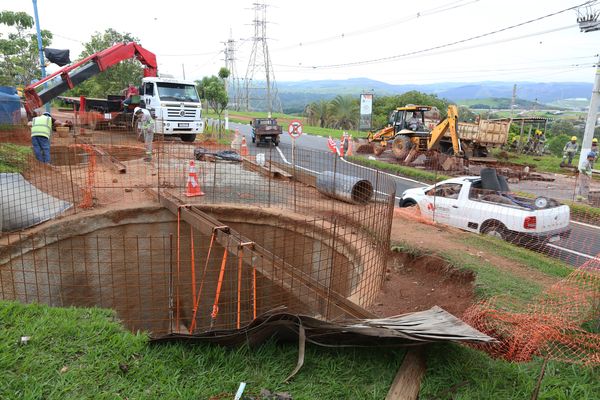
[385,348,427,400]
[91,145,127,174]
[159,195,374,319]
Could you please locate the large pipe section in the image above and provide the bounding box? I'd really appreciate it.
[316,172,373,205]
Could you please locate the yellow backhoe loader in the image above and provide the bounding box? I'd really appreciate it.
[367,105,462,161]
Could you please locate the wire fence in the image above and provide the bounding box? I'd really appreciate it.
[0,118,395,336]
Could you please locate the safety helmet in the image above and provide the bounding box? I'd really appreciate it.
[43,111,51,117]
[588,151,596,158]
[571,136,577,141]
[593,138,598,143]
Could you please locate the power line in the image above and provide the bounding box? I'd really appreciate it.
[280,0,597,70]
[272,0,482,52]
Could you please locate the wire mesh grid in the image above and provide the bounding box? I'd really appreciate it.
[1,122,396,336]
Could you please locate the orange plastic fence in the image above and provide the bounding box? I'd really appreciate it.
[463,266,600,366]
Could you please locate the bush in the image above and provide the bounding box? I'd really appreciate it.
[547,134,570,157]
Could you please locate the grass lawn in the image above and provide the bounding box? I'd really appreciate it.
[0,143,31,173]
[347,156,451,183]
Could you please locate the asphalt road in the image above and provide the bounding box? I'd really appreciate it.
[229,120,600,268]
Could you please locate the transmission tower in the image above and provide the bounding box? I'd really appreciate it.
[223,31,242,111]
[242,3,282,114]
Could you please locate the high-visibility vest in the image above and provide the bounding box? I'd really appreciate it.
[31,115,52,138]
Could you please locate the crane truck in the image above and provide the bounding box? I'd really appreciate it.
[23,42,203,142]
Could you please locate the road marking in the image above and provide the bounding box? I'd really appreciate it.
[275,147,321,175]
[546,243,600,261]
[339,157,426,185]
[571,220,600,231]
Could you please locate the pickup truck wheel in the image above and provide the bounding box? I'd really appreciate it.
[400,199,416,208]
[481,222,507,240]
[251,136,255,143]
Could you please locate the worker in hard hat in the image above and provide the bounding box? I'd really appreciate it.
[561,136,579,166]
[592,137,599,161]
[576,151,597,201]
[29,111,55,163]
[532,129,546,155]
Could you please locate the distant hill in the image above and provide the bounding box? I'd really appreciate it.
[274,78,592,112]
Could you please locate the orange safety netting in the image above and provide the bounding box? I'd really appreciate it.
[463,265,600,366]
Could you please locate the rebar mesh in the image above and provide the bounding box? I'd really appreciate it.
[0,121,395,337]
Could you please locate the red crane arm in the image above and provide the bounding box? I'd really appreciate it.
[24,42,158,116]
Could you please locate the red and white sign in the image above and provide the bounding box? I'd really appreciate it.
[288,119,303,139]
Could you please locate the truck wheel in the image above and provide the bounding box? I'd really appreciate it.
[400,199,416,208]
[252,136,255,143]
[274,137,280,146]
[481,222,507,240]
[392,136,412,160]
[180,134,196,143]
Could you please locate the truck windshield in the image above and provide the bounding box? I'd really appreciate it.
[156,83,200,103]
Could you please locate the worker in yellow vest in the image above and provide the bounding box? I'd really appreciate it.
[30,111,54,163]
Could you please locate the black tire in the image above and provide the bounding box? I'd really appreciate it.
[481,221,507,240]
[392,135,412,160]
[251,136,256,143]
[180,134,196,143]
[274,136,280,146]
[400,198,416,208]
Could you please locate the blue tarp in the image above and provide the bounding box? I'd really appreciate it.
[0,86,21,125]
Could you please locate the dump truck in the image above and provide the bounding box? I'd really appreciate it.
[367,105,510,160]
[249,117,282,146]
[23,42,204,142]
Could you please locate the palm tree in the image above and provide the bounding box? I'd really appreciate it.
[329,95,358,130]
[305,100,330,128]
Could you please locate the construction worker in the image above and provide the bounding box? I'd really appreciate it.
[592,137,599,161]
[134,108,155,162]
[30,111,54,163]
[122,83,139,109]
[576,151,596,201]
[533,129,546,155]
[407,112,422,131]
[561,136,579,166]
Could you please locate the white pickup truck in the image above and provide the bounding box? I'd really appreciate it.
[399,176,571,244]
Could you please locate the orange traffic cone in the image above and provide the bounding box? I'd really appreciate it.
[240,136,249,156]
[185,160,205,197]
[327,136,338,155]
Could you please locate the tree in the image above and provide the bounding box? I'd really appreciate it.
[0,10,53,86]
[547,134,570,157]
[304,100,330,128]
[548,119,575,138]
[198,68,229,135]
[458,106,477,123]
[67,29,142,98]
[329,95,358,130]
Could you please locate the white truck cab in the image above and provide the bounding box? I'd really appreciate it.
[140,77,204,142]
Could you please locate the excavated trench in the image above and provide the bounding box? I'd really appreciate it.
[0,205,386,335]
[50,145,145,166]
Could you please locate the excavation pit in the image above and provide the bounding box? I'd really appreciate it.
[0,203,388,335]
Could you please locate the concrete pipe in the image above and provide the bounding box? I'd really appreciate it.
[316,171,374,205]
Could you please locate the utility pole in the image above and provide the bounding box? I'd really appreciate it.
[510,84,517,118]
[578,54,600,169]
[32,0,50,113]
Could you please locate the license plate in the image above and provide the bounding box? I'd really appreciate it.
[548,235,560,243]
[178,123,189,127]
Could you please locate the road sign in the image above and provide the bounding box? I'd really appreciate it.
[288,120,303,139]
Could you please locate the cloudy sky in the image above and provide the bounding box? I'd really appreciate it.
[3,0,600,84]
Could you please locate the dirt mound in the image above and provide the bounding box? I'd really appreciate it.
[370,251,475,317]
